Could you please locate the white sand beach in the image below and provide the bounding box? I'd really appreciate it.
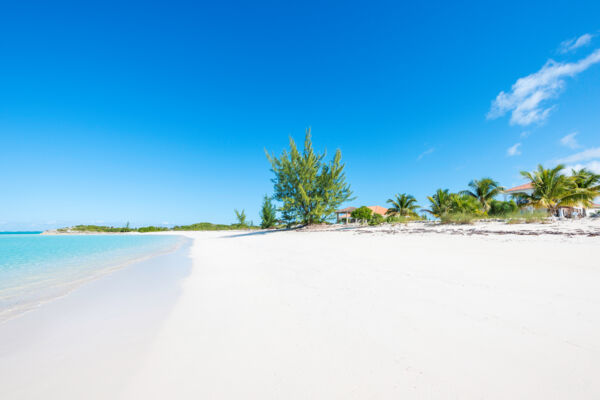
[2,226,600,399]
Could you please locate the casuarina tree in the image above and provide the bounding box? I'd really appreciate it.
[260,195,278,228]
[266,128,353,225]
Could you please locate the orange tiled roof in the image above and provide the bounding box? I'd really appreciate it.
[504,183,533,192]
[367,205,388,215]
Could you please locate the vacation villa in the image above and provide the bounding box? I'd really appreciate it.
[335,206,388,223]
[504,183,600,217]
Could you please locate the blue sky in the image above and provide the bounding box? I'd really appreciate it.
[1,1,600,229]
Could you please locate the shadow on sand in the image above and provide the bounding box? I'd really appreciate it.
[222,227,300,238]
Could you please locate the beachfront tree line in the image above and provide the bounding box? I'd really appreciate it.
[260,131,600,227]
[421,165,600,223]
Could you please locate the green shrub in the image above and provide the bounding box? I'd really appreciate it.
[260,195,277,228]
[173,222,258,231]
[137,226,169,233]
[351,206,373,222]
[70,225,133,232]
[386,215,410,224]
[369,213,385,225]
[488,200,519,216]
[386,214,423,224]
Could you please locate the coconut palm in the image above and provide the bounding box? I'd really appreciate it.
[460,178,504,212]
[450,193,482,214]
[570,168,600,214]
[423,189,453,217]
[516,164,596,216]
[571,168,600,195]
[386,193,419,217]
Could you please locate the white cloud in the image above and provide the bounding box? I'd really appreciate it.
[565,161,600,174]
[487,48,600,126]
[417,148,435,160]
[559,33,593,54]
[520,131,531,138]
[556,147,600,163]
[507,142,521,156]
[560,132,580,149]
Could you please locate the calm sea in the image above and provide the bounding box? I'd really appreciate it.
[0,233,185,322]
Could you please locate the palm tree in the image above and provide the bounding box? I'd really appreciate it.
[460,178,504,212]
[570,168,600,215]
[386,193,419,217]
[450,193,481,214]
[423,189,453,217]
[572,168,600,195]
[516,164,596,216]
[234,209,247,226]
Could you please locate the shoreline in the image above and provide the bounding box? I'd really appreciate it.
[0,237,193,399]
[0,234,189,324]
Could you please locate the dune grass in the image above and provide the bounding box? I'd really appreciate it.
[439,212,480,225]
[503,210,549,224]
[437,210,549,225]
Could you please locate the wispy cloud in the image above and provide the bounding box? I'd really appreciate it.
[565,161,600,174]
[507,142,521,156]
[417,147,435,160]
[559,132,580,149]
[487,48,600,126]
[556,147,600,163]
[559,33,593,54]
[520,131,531,138]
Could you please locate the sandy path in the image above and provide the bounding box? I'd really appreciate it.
[123,231,600,399]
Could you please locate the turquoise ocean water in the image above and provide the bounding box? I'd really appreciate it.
[0,233,185,322]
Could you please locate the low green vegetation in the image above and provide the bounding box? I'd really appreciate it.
[385,215,420,224]
[439,212,480,225]
[369,212,385,226]
[172,222,257,231]
[69,225,134,232]
[136,226,170,232]
[423,189,484,223]
[422,179,525,224]
[350,206,373,222]
[63,224,169,233]
[487,199,519,216]
[503,210,549,224]
[349,204,422,226]
[60,213,260,233]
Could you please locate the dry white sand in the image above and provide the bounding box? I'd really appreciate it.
[123,229,600,399]
[2,228,600,399]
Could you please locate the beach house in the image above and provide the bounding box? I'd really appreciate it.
[335,206,388,223]
[504,183,599,217]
